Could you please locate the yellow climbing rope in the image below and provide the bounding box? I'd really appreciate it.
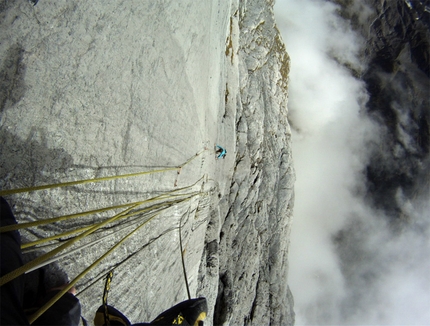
[28,209,165,324]
[0,149,209,324]
[0,147,206,197]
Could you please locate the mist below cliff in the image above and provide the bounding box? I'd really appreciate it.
[275,0,430,324]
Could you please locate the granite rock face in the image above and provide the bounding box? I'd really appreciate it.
[0,0,294,324]
[209,0,295,324]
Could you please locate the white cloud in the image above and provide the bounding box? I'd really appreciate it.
[274,0,430,324]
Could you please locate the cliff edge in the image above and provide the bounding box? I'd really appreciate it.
[201,0,295,324]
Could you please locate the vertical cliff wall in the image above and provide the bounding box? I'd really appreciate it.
[200,0,295,324]
[0,0,294,324]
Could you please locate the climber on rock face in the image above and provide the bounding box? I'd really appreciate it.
[215,145,227,159]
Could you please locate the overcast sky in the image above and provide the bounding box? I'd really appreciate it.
[274,0,430,324]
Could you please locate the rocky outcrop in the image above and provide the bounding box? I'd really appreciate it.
[199,0,295,324]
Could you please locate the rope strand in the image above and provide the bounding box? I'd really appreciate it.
[0,149,209,322]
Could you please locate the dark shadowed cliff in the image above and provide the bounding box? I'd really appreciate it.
[336,0,429,218]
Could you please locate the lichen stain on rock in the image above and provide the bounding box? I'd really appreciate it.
[272,30,290,95]
[225,16,234,64]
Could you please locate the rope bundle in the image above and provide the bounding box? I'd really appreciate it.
[0,149,210,324]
